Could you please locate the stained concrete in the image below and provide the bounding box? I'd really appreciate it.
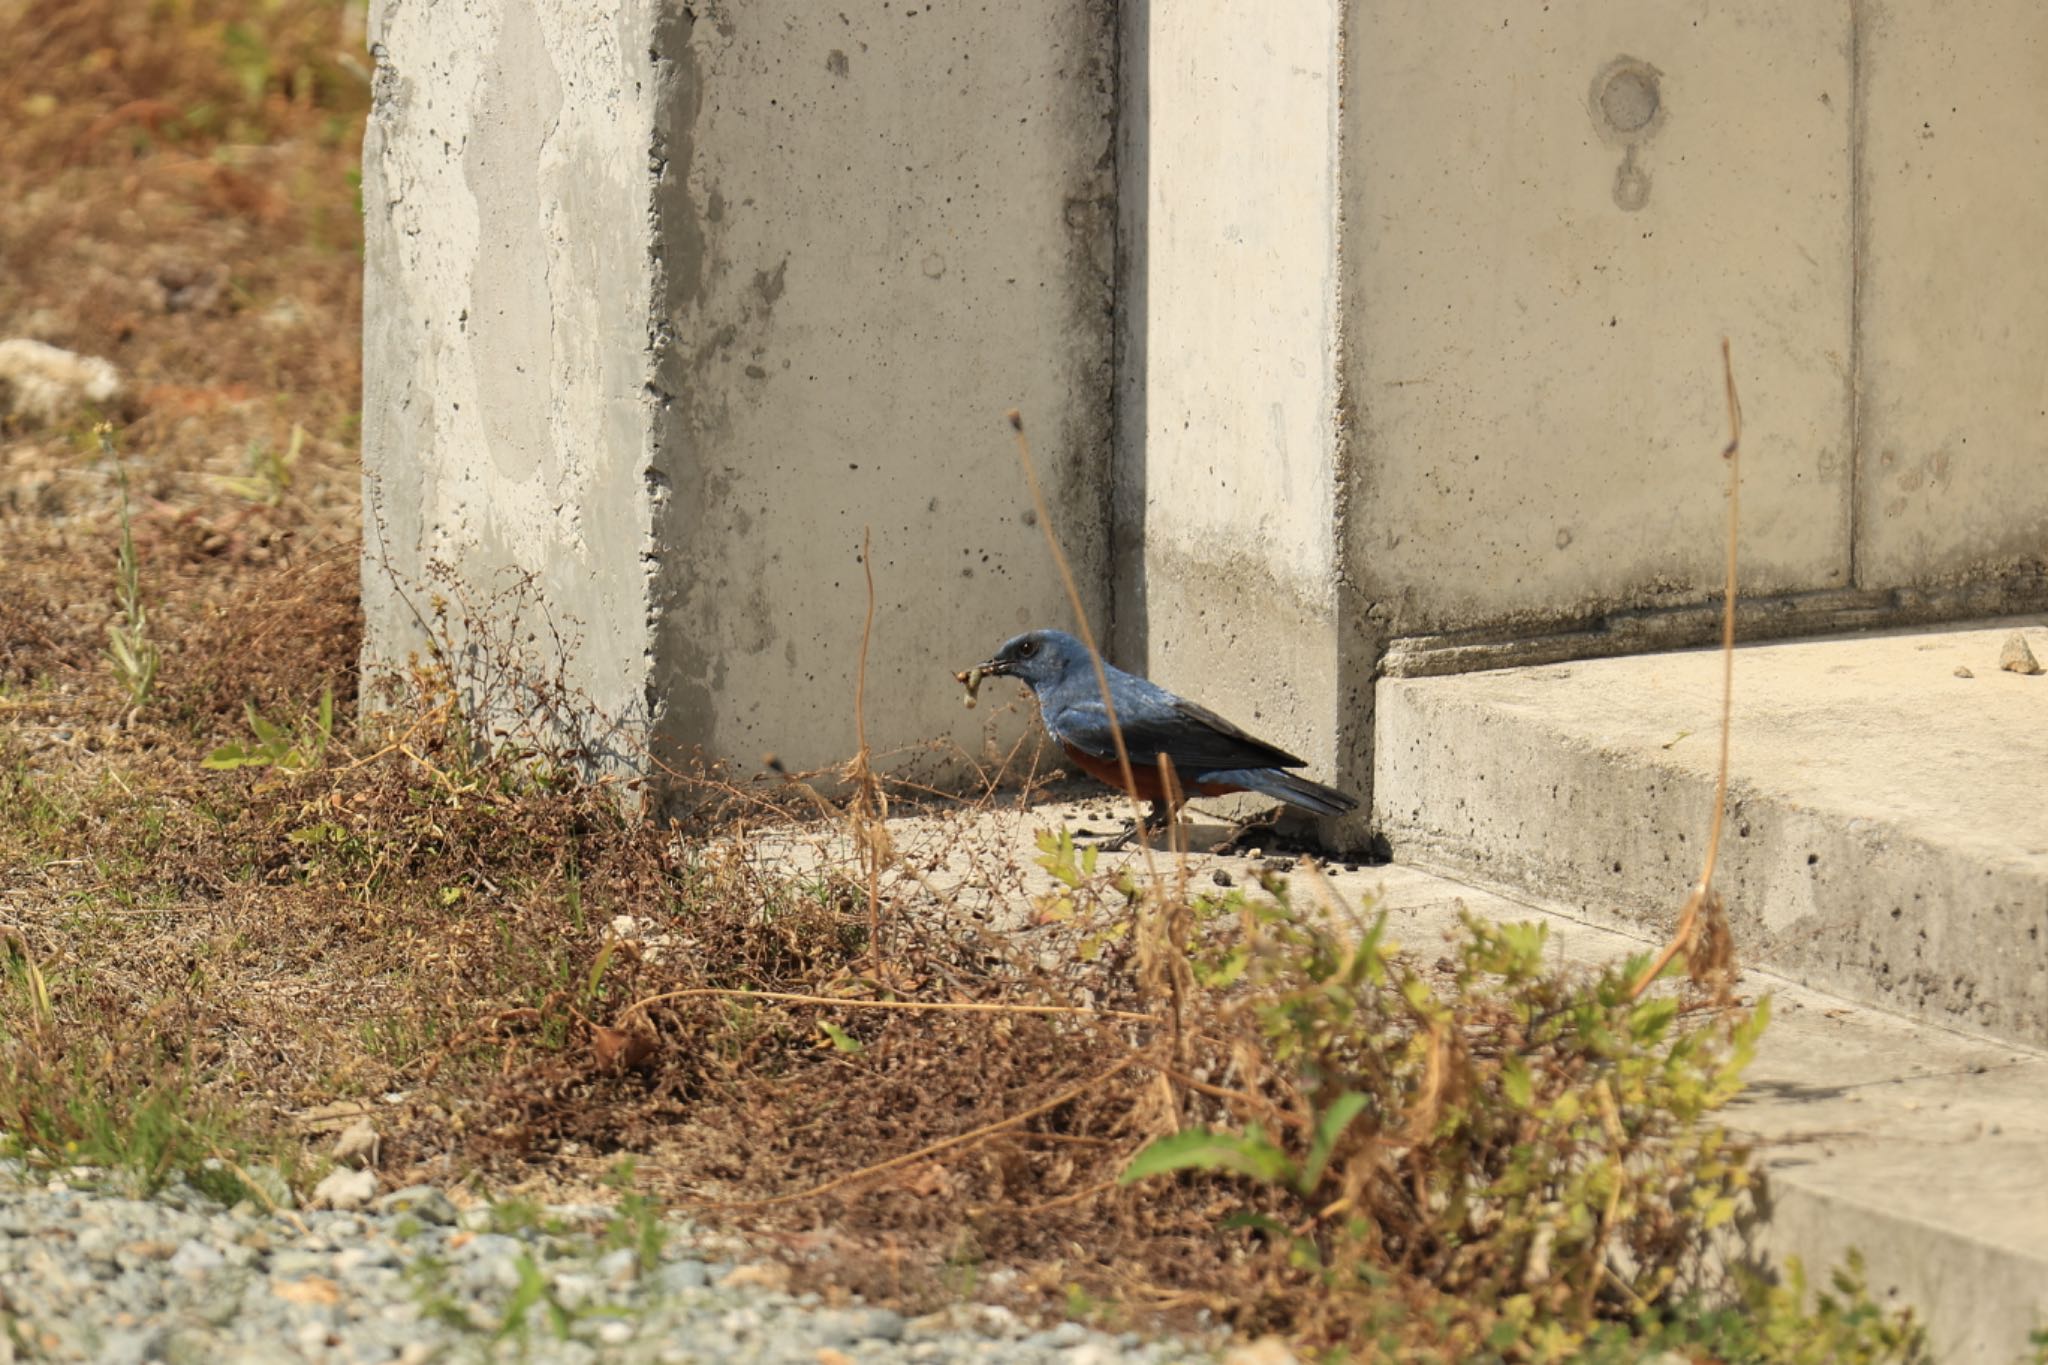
[1856,0,2048,591]
[1341,0,1856,633]
[1375,618,2048,1048]
[644,0,1117,780]
[361,0,1116,783]
[1111,0,1358,812]
[361,2,663,758]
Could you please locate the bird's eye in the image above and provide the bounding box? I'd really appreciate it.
[1018,640,1036,657]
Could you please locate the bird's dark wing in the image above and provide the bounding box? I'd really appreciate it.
[1050,693,1306,774]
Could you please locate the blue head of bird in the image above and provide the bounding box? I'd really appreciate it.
[973,629,1090,695]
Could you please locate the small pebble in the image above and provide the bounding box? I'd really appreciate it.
[312,1168,378,1211]
[1998,632,2042,675]
[373,1185,456,1225]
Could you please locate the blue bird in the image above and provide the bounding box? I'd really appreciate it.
[968,629,1357,847]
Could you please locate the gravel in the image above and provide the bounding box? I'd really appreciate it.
[0,1156,1221,1364]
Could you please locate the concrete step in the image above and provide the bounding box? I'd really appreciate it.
[1352,863,2048,1365]
[1372,617,2048,1050]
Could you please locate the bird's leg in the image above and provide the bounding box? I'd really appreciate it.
[1100,801,1173,853]
[1209,808,1283,855]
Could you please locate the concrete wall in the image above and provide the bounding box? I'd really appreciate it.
[363,0,2047,808]
[645,0,1116,780]
[1113,0,1360,809]
[1343,1,1856,632]
[362,0,1116,783]
[1857,0,2048,592]
[362,3,663,759]
[1116,0,2048,831]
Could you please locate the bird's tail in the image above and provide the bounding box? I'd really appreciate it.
[1208,767,1358,817]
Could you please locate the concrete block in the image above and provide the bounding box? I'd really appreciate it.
[645,0,1117,779]
[1340,0,1855,633]
[1374,619,2048,1048]
[1114,0,1356,799]
[361,3,664,755]
[1855,0,2048,591]
[362,0,1116,781]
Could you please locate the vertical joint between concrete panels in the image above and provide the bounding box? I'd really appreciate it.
[643,3,706,783]
[1327,0,1381,853]
[1109,0,1151,670]
[1102,0,1126,656]
[1846,0,1868,590]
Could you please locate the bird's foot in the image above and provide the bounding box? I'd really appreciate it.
[1209,812,1282,856]
[1097,803,1172,853]
[1098,822,1140,853]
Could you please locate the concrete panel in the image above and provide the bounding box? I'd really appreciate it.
[362,3,662,758]
[646,0,1116,780]
[1375,619,2048,1048]
[1343,0,1855,634]
[1856,0,2048,589]
[1118,0,1351,786]
[362,0,1116,782]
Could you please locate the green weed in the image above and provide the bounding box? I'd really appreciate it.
[103,429,159,711]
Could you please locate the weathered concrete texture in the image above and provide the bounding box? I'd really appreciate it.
[1375,619,2048,1048]
[1113,0,1356,810]
[362,3,663,757]
[646,1,1116,781]
[1855,0,2048,591]
[362,0,1115,781]
[1342,0,1856,635]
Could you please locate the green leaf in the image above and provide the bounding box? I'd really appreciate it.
[202,743,260,771]
[1502,1054,1535,1110]
[245,703,285,747]
[818,1021,864,1054]
[1120,1125,1298,1188]
[1300,1091,1369,1192]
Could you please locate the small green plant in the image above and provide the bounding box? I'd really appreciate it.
[216,423,304,505]
[496,1252,574,1346]
[1033,827,1137,961]
[102,429,159,710]
[203,683,334,773]
[404,1253,478,1333]
[1116,874,1923,1362]
[599,1160,669,1275]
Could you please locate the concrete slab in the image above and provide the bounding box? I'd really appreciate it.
[745,802,2048,1362]
[1856,0,2048,591]
[1374,617,2048,1048]
[1113,0,1359,806]
[1340,0,1856,633]
[361,0,1116,782]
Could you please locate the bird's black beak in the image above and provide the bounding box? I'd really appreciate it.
[972,656,1013,678]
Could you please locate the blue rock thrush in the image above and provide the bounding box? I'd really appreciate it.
[966,628,1356,847]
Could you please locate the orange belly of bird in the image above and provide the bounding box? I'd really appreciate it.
[1059,743,1246,803]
